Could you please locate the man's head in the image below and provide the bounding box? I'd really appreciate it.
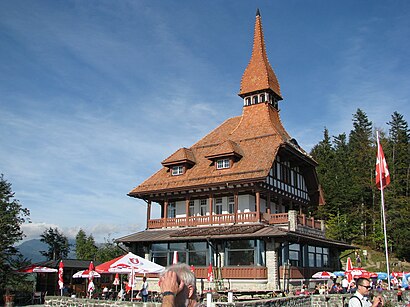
[143,276,147,282]
[161,263,196,306]
[356,277,371,295]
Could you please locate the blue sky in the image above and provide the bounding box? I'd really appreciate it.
[1,1,409,243]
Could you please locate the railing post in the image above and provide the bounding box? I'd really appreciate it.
[303,214,306,226]
[146,200,151,229]
[256,191,261,222]
[185,197,190,226]
[164,200,168,228]
[209,194,213,225]
[234,192,238,224]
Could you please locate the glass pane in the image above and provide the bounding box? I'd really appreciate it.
[169,242,186,250]
[289,250,299,260]
[189,251,207,266]
[308,253,315,267]
[187,242,207,251]
[226,240,255,249]
[228,250,254,265]
[152,243,167,251]
[152,254,167,267]
[289,243,300,251]
[316,254,322,267]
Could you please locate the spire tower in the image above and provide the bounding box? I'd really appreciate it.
[239,9,282,109]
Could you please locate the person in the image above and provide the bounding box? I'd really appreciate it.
[140,276,149,302]
[348,277,384,307]
[356,254,362,268]
[342,277,349,293]
[159,263,199,307]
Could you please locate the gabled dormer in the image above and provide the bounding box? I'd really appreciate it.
[161,147,196,176]
[239,9,282,110]
[205,140,243,170]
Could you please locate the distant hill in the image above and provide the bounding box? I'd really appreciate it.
[17,239,76,263]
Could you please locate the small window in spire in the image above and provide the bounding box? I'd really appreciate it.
[245,97,251,106]
[260,94,265,102]
[253,96,258,104]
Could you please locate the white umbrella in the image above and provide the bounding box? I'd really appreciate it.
[73,270,101,278]
[312,271,336,279]
[95,252,165,274]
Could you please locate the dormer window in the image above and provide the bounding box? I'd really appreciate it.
[171,165,184,176]
[216,159,230,169]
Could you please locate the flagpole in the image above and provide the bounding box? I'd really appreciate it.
[376,131,391,290]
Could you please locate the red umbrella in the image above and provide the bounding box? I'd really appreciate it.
[207,263,213,282]
[346,257,353,271]
[190,265,195,273]
[58,261,64,296]
[87,261,95,298]
[113,273,120,286]
[18,264,58,273]
[351,268,370,278]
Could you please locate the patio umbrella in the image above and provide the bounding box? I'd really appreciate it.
[369,272,378,279]
[113,273,120,291]
[72,269,101,278]
[346,257,353,271]
[87,261,96,298]
[377,272,388,280]
[333,271,345,277]
[172,251,178,265]
[95,252,165,274]
[312,271,335,279]
[18,265,58,273]
[351,268,370,279]
[58,261,64,296]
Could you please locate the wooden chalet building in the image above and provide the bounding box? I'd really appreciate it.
[119,10,352,291]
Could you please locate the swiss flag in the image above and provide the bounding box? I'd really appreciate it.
[375,137,390,190]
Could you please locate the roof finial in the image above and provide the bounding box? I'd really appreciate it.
[256,8,260,17]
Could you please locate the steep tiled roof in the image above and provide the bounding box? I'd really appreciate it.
[239,10,282,99]
[162,147,196,167]
[205,140,243,160]
[128,103,312,196]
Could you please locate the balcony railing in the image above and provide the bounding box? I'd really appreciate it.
[147,211,323,231]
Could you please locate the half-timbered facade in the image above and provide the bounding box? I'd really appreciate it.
[119,10,352,291]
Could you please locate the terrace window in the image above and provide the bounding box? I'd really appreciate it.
[228,196,235,214]
[200,199,207,216]
[168,202,176,218]
[215,198,222,214]
[225,240,261,266]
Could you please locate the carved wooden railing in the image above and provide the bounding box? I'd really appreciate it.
[147,212,322,231]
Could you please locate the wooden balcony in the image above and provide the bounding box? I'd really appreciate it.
[147,212,323,231]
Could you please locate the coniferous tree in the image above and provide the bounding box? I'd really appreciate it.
[0,174,30,293]
[348,109,374,244]
[75,229,97,260]
[40,227,70,260]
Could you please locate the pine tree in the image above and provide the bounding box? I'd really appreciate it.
[0,174,30,293]
[40,227,70,260]
[75,229,97,260]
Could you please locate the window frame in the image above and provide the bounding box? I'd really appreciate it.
[216,158,230,170]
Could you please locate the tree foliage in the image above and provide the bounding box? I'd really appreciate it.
[40,227,70,260]
[75,229,98,260]
[311,110,410,261]
[0,174,30,292]
[95,237,125,263]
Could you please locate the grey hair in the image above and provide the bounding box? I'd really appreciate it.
[162,263,196,290]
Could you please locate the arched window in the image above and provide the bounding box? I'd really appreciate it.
[260,94,265,102]
[245,97,251,106]
[253,96,258,104]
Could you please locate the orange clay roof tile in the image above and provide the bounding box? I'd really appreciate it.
[239,12,282,99]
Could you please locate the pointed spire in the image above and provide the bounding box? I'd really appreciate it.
[239,10,282,100]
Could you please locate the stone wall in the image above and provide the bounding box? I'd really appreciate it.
[44,291,410,307]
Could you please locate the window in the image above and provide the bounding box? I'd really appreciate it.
[168,202,176,218]
[200,199,207,216]
[308,245,329,268]
[171,165,183,176]
[226,240,260,266]
[245,97,251,106]
[151,242,209,266]
[189,200,195,216]
[260,94,265,102]
[289,243,301,267]
[228,196,235,214]
[253,96,258,104]
[215,198,222,214]
[216,159,230,169]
